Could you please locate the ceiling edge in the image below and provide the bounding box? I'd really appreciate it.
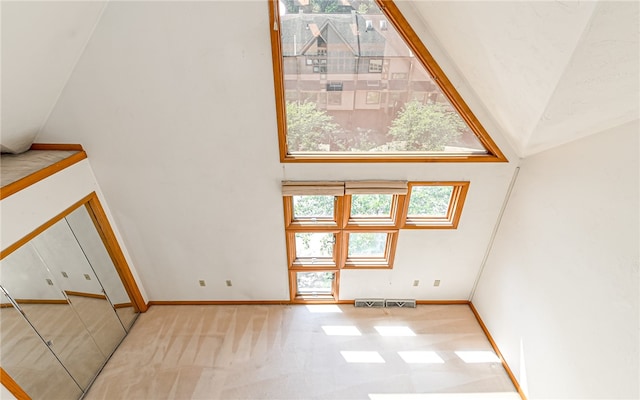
[33,1,110,144]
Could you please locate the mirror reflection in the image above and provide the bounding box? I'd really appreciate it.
[0,290,84,400]
[65,206,138,330]
[30,216,127,354]
[0,200,140,398]
[0,242,106,389]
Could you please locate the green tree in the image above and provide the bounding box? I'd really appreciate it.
[407,186,453,216]
[286,101,339,151]
[293,195,334,218]
[297,272,334,292]
[357,3,369,14]
[388,101,465,151]
[311,0,348,13]
[351,194,392,216]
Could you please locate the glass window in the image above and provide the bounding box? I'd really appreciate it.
[283,181,469,301]
[350,194,392,218]
[293,195,334,219]
[271,1,506,162]
[344,231,397,268]
[403,182,469,228]
[406,186,453,217]
[283,191,342,228]
[347,232,387,257]
[293,271,337,299]
[294,232,335,259]
[344,192,402,228]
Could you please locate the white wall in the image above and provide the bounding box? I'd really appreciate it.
[0,385,17,400]
[472,120,639,399]
[0,1,106,153]
[0,160,149,303]
[37,1,517,302]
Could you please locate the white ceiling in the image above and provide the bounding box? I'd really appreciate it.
[403,0,639,156]
[1,1,638,156]
[0,1,106,153]
[1,1,638,301]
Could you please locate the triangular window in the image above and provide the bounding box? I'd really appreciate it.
[270,0,506,162]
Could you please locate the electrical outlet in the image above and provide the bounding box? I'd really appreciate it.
[83,274,91,280]
[46,279,54,286]
[434,279,441,287]
[226,280,232,287]
[413,280,420,287]
[61,271,68,278]
[199,280,206,287]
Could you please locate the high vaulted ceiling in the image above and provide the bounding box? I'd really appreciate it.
[2,1,638,156]
[1,1,638,303]
[399,0,639,157]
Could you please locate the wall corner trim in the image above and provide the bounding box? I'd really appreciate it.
[469,302,527,400]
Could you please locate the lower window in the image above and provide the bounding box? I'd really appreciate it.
[291,270,338,301]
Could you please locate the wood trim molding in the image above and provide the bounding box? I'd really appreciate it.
[469,302,527,400]
[401,181,470,229]
[268,0,507,163]
[376,0,507,163]
[148,300,291,306]
[288,269,341,303]
[268,0,289,162]
[84,194,148,312]
[1,193,95,260]
[29,143,84,151]
[113,302,133,309]
[14,299,68,305]
[147,299,473,306]
[0,192,148,314]
[64,291,107,300]
[0,367,31,400]
[0,149,87,200]
[416,300,470,305]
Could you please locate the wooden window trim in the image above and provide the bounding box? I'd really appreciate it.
[283,180,470,301]
[402,182,470,229]
[268,0,507,163]
[342,230,398,269]
[289,270,340,302]
[343,194,405,229]
[283,195,344,230]
[286,231,342,269]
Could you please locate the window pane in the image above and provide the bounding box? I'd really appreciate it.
[293,195,334,219]
[348,233,387,257]
[279,1,488,155]
[351,194,392,217]
[295,233,335,258]
[297,271,334,294]
[407,186,453,217]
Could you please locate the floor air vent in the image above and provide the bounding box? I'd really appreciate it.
[354,298,385,308]
[384,299,417,308]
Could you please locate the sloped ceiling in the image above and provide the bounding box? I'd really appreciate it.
[1,1,638,301]
[404,0,639,156]
[2,1,637,155]
[1,1,106,153]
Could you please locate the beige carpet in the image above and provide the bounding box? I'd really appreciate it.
[84,304,517,400]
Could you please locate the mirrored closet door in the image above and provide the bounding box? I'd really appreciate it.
[0,197,142,399]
